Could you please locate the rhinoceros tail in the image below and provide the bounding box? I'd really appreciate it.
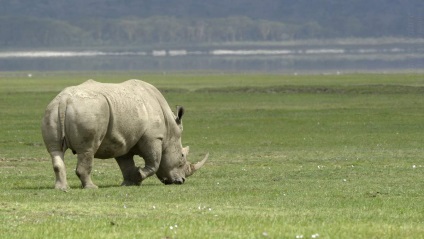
[58,98,68,152]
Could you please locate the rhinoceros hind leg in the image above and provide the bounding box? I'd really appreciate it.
[76,152,98,189]
[51,151,69,190]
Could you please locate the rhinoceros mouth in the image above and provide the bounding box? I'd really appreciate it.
[160,178,185,185]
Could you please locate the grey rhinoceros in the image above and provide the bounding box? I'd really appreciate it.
[41,79,208,190]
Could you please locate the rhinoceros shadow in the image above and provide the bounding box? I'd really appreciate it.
[15,182,160,190]
[13,185,53,190]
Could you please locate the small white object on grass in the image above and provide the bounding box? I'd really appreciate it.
[312,233,320,238]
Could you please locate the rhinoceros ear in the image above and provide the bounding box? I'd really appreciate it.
[176,105,184,125]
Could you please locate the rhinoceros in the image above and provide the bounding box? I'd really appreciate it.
[41,79,208,190]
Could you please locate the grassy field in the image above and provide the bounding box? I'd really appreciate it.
[1,72,424,238]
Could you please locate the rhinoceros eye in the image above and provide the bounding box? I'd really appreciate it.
[179,154,186,167]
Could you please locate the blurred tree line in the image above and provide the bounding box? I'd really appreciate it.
[0,0,422,48]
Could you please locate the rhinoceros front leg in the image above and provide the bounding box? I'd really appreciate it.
[50,151,69,190]
[75,152,98,189]
[137,140,162,182]
[115,154,142,186]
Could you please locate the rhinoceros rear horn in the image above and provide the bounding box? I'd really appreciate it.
[186,153,209,177]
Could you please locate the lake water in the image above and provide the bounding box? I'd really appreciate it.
[0,43,423,73]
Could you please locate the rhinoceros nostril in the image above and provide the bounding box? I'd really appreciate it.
[160,178,172,185]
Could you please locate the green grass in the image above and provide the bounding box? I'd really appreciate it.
[1,72,424,238]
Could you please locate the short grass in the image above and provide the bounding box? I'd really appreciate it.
[1,72,424,238]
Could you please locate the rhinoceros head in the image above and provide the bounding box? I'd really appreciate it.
[157,146,208,185]
[155,106,208,185]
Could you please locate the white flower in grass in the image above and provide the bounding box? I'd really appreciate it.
[311,233,319,238]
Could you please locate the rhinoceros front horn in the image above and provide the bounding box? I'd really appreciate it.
[186,153,209,177]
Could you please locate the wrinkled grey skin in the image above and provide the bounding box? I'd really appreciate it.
[41,79,208,190]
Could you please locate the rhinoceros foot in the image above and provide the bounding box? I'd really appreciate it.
[55,182,69,191]
[82,183,99,189]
